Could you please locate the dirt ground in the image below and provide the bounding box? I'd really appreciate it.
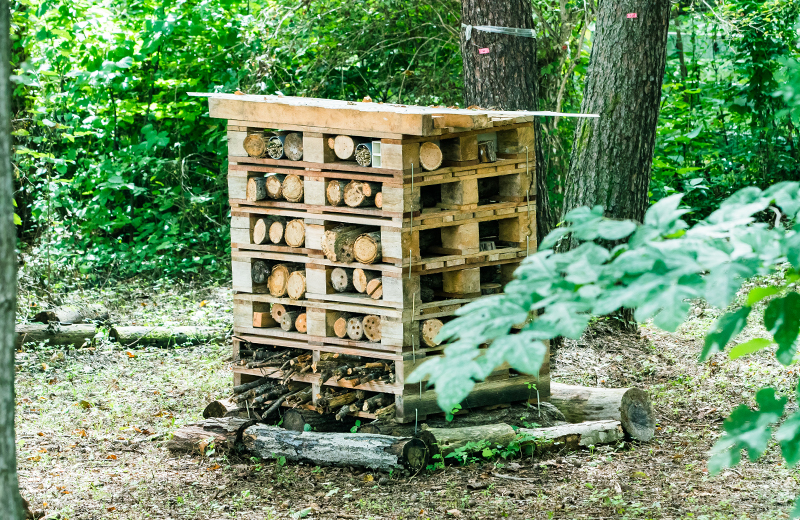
[13,277,800,519]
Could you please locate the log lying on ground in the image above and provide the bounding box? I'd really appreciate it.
[419,142,443,171]
[518,420,624,449]
[284,219,305,247]
[419,424,516,458]
[243,424,429,471]
[548,382,655,442]
[344,181,380,208]
[265,173,286,200]
[110,326,227,347]
[281,174,304,203]
[287,270,306,299]
[362,315,381,342]
[16,324,99,349]
[202,398,240,419]
[326,180,347,206]
[353,269,378,293]
[268,263,303,297]
[33,304,109,324]
[321,225,367,263]
[246,177,267,201]
[167,417,256,453]
[420,318,444,347]
[353,232,382,264]
[283,132,304,161]
[243,133,268,158]
[330,267,354,293]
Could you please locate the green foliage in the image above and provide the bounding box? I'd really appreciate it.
[350,420,361,434]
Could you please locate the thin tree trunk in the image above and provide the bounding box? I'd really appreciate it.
[460,0,554,244]
[0,0,23,516]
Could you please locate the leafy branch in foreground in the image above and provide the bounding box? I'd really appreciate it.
[409,181,800,513]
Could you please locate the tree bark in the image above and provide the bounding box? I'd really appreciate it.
[548,382,655,441]
[167,417,256,453]
[243,424,429,471]
[110,326,227,347]
[460,0,553,244]
[33,304,109,324]
[15,324,99,349]
[419,424,516,458]
[251,259,270,284]
[0,0,22,512]
[562,0,671,228]
[518,420,624,450]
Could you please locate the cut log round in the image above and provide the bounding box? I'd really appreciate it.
[202,398,240,419]
[374,192,383,209]
[283,409,350,432]
[518,420,624,451]
[419,424,516,458]
[333,312,353,338]
[267,135,285,159]
[251,259,270,284]
[330,267,354,293]
[284,219,305,247]
[268,264,302,297]
[282,174,304,203]
[480,283,502,295]
[333,135,358,160]
[243,134,267,158]
[366,278,382,300]
[420,318,444,347]
[548,382,656,442]
[269,217,286,244]
[283,132,304,161]
[419,142,443,171]
[265,174,286,200]
[280,311,300,332]
[326,180,347,206]
[362,315,381,342]
[253,217,278,245]
[287,270,307,300]
[243,424,429,471]
[271,304,300,323]
[15,324,99,349]
[33,304,109,325]
[168,417,256,453]
[353,232,382,264]
[346,316,364,341]
[321,225,368,263]
[295,313,307,333]
[362,393,390,413]
[110,326,227,347]
[246,177,267,201]
[353,269,379,293]
[343,181,380,208]
[327,136,336,150]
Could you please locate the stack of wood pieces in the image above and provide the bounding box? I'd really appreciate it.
[198,92,549,424]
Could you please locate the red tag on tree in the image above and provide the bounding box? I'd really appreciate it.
[478,48,490,54]
[627,13,638,18]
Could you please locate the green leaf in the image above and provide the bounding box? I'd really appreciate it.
[701,307,752,361]
[729,338,773,359]
[13,213,21,226]
[708,388,786,474]
[776,409,800,467]
[746,286,781,306]
[764,292,800,365]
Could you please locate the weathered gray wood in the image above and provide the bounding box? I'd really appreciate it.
[33,304,109,324]
[518,420,624,448]
[110,326,227,347]
[243,424,428,471]
[548,382,655,441]
[15,324,99,349]
[419,424,516,458]
[167,417,256,452]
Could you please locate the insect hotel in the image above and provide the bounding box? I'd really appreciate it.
[196,93,549,426]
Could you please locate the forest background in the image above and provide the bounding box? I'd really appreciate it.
[8,0,800,284]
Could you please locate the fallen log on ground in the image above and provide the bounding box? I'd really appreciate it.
[518,420,624,449]
[110,326,227,347]
[167,417,256,453]
[242,424,429,471]
[548,382,655,441]
[419,424,516,458]
[16,324,99,349]
[202,398,241,419]
[33,304,109,324]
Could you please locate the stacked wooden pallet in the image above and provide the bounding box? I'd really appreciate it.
[198,94,550,423]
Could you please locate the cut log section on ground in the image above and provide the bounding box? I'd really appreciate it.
[286,270,306,300]
[167,417,256,453]
[419,424,516,458]
[353,232,382,264]
[353,269,378,294]
[284,219,305,247]
[419,142,443,171]
[33,304,109,325]
[15,324,99,349]
[343,181,379,208]
[548,382,655,442]
[246,177,267,201]
[265,174,286,200]
[326,180,347,206]
[110,326,227,347]
[321,225,368,263]
[281,174,304,203]
[283,132,304,161]
[331,267,354,293]
[518,420,624,450]
[243,424,429,471]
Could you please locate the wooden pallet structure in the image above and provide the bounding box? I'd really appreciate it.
[197,93,550,423]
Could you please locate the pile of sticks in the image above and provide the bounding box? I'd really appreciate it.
[316,388,396,421]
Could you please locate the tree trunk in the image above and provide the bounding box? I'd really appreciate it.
[15,324,99,349]
[460,0,552,244]
[33,304,109,324]
[167,417,256,453]
[243,424,428,471]
[548,382,655,441]
[353,232,382,264]
[0,1,22,512]
[562,0,671,228]
[330,267,354,293]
